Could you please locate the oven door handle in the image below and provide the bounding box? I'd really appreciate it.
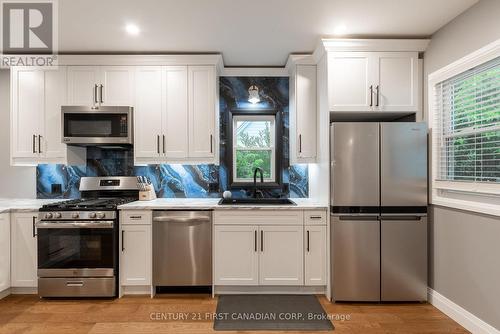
[36,221,114,229]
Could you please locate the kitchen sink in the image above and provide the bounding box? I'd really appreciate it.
[218,198,296,205]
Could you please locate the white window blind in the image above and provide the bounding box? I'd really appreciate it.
[434,56,500,183]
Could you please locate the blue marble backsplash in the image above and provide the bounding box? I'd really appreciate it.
[36,76,308,199]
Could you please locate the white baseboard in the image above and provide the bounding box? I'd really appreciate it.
[428,288,499,334]
[0,288,11,299]
[214,285,326,295]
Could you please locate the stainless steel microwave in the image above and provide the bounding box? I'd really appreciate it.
[61,106,133,145]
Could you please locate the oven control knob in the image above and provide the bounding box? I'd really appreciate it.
[71,212,79,219]
[89,212,97,219]
[54,212,62,219]
[45,213,53,219]
[96,212,105,219]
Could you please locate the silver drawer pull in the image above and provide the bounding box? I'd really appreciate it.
[66,281,84,287]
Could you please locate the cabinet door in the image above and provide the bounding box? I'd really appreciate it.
[374,52,418,112]
[214,225,259,285]
[328,52,374,112]
[188,66,216,158]
[67,66,100,105]
[42,67,67,160]
[11,213,38,288]
[295,65,317,161]
[259,225,303,285]
[11,68,42,159]
[305,225,327,286]
[120,224,152,286]
[100,66,135,106]
[164,66,189,158]
[0,213,10,293]
[134,67,164,160]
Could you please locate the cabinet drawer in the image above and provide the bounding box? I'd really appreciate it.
[304,210,327,225]
[214,210,302,225]
[121,211,152,225]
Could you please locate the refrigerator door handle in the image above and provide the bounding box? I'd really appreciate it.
[380,215,424,221]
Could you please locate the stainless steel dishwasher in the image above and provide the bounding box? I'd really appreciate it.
[153,211,212,286]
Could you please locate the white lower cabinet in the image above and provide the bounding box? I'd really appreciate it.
[214,210,327,288]
[11,212,38,288]
[0,213,10,293]
[119,211,152,291]
[259,225,303,285]
[120,224,152,286]
[214,225,259,285]
[304,225,327,285]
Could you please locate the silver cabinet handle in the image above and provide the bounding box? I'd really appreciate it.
[163,134,166,154]
[93,84,98,105]
[309,216,322,219]
[32,134,36,154]
[66,281,84,287]
[32,216,37,237]
[99,84,104,104]
[129,215,142,219]
[210,134,213,153]
[307,230,310,252]
[369,85,373,107]
[299,134,302,154]
[157,135,160,154]
[260,230,264,252]
[254,230,257,252]
[375,85,380,107]
[121,230,125,252]
[38,135,42,154]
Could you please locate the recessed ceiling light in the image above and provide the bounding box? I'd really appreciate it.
[125,23,140,36]
[333,24,347,36]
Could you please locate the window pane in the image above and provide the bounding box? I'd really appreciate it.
[236,150,272,179]
[236,120,272,148]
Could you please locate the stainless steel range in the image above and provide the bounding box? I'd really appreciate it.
[36,176,138,298]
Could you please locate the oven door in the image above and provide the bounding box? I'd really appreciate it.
[36,221,117,277]
[62,106,133,145]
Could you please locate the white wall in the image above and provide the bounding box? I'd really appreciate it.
[424,0,500,330]
[0,70,36,198]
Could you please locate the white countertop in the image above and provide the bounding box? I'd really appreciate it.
[0,198,66,213]
[118,198,328,210]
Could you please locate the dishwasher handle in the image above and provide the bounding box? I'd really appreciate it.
[153,215,211,223]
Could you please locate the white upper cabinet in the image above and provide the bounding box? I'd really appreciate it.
[11,67,67,165]
[164,66,189,158]
[291,64,317,163]
[11,68,43,160]
[100,66,135,106]
[134,66,164,160]
[67,66,100,106]
[188,66,216,159]
[328,51,419,112]
[374,52,418,111]
[67,66,135,107]
[328,52,373,112]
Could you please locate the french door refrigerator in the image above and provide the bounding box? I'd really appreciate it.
[330,122,428,302]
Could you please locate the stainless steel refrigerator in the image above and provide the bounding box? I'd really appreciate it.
[330,122,428,302]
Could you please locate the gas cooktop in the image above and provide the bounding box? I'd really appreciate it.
[39,197,137,211]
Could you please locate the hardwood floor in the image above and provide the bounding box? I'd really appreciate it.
[0,294,468,334]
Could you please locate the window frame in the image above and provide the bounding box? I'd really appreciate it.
[226,108,283,189]
[428,39,500,216]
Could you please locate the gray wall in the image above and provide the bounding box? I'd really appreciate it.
[424,0,500,329]
[0,70,36,198]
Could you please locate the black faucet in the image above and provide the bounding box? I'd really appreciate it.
[253,167,264,198]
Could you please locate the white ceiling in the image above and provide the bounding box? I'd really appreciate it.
[58,0,478,66]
